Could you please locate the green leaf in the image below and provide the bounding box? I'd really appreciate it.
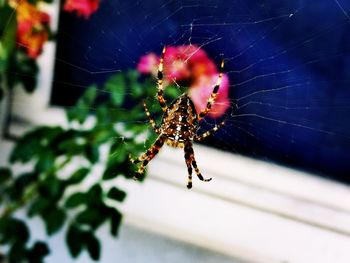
[28,198,50,217]
[8,241,26,262]
[128,70,143,98]
[105,74,125,106]
[9,126,63,163]
[66,224,83,258]
[102,139,129,180]
[109,139,128,163]
[42,126,65,142]
[0,5,16,72]
[91,127,114,145]
[58,138,86,155]
[76,209,104,229]
[130,81,143,98]
[107,187,126,202]
[0,218,13,243]
[53,129,87,156]
[65,192,86,208]
[0,218,29,245]
[83,85,97,103]
[0,167,11,184]
[39,176,64,200]
[84,231,100,261]
[35,150,55,173]
[164,84,182,99]
[7,51,39,93]
[67,85,97,124]
[103,159,134,181]
[143,77,157,97]
[87,184,103,204]
[109,208,122,237]
[76,185,106,228]
[10,137,42,163]
[95,104,121,126]
[67,168,90,185]
[42,207,66,235]
[85,144,99,163]
[102,159,120,180]
[6,172,37,200]
[27,241,50,262]
[66,103,89,124]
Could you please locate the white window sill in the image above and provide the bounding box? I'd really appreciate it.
[3,113,350,262]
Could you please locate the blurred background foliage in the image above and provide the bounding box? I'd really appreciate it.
[0,1,186,261]
[0,69,180,262]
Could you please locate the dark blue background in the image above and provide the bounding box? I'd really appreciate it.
[51,0,350,183]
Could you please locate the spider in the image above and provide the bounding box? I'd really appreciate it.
[130,47,225,189]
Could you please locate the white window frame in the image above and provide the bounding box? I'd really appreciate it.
[3,2,350,262]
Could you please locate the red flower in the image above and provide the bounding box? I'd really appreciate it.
[15,0,50,59]
[64,0,100,18]
[136,45,231,118]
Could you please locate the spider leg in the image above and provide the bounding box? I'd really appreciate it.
[185,141,212,183]
[143,100,160,134]
[129,153,146,164]
[133,135,165,180]
[184,143,193,189]
[157,47,168,112]
[198,60,224,120]
[194,121,225,142]
[129,133,163,165]
[130,102,162,164]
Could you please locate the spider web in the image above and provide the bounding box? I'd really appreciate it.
[11,0,350,183]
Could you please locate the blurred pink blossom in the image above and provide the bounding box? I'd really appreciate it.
[136,45,231,118]
[189,74,230,118]
[163,46,191,81]
[136,53,159,74]
[163,45,217,81]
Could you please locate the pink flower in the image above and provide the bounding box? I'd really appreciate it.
[163,45,217,82]
[137,53,159,74]
[63,0,100,18]
[136,45,231,118]
[189,74,230,118]
[162,46,191,81]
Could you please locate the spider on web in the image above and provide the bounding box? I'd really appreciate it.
[130,47,225,189]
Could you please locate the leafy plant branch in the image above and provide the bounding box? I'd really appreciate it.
[0,70,180,262]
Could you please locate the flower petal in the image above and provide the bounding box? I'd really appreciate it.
[64,0,100,19]
[136,53,159,74]
[189,74,230,118]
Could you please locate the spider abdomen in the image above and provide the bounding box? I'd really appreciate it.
[160,94,198,148]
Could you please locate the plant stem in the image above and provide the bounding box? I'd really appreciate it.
[1,157,72,219]
[1,180,40,218]
[1,72,17,141]
[2,86,17,141]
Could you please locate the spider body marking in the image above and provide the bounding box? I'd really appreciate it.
[131,47,226,189]
[161,94,198,148]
